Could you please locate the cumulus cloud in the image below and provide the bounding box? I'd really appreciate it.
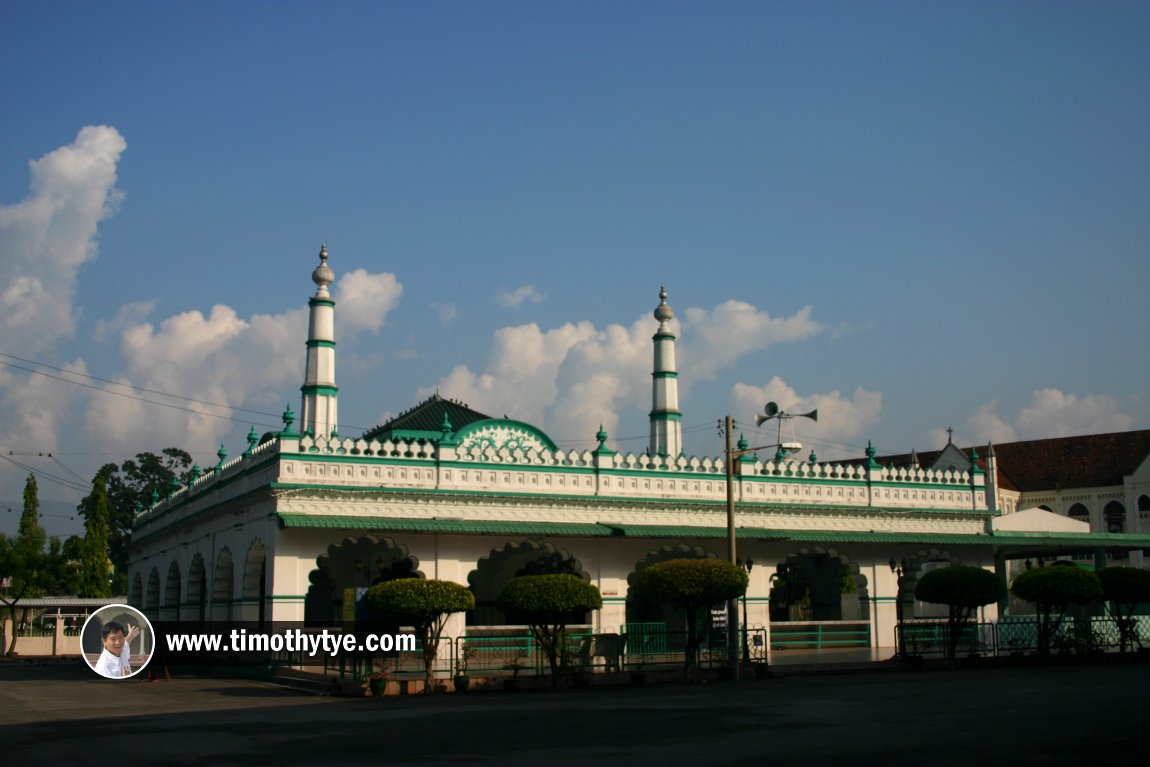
[0,126,126,353]
[427,299,823,450]
[937,388,1136,447]
[86,266,403,457]
[731,377,883,461]
[0,357,90,456]
[495,285,546,309]
[681,302,822,380]
[336,268,403,333]
[94,300,156,342]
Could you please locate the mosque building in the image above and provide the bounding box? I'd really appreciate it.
[128,247,1150,657]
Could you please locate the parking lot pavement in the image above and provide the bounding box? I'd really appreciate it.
[4,660,1147,766]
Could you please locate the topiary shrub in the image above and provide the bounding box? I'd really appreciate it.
[914,565,1005,660]
[1011,564,1103,656]
[363,579,474,691]
[498,574,603,686]
[631,558,747,675]
[1096,566,1150,654]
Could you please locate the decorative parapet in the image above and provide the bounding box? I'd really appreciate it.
[137,429,991,529]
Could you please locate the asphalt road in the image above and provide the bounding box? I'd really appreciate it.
[3,660,1144,766]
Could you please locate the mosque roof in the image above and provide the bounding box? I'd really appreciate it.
[362,393,492,442]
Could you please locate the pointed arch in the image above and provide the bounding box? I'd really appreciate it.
[242,538,268,625]
[186,553,207,623]
[163,561,181,620]
[130,572,144,609]
[145,567,161,614]
[212,548,234,621]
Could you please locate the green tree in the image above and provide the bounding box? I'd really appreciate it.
[1096,566,1150,654]
[1,476,52,654]
[77,473,113,597]
[497,574,603,686]
[362,579,474,691]
[1010,563,1103,656]
[82,449,192,593]
[631,558,748,675]
[914,565,1005,660]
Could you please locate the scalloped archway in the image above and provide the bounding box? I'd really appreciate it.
[467,540,590,626]
[769,547,870,622]
[624,543,720,628]
[304,535,422,626]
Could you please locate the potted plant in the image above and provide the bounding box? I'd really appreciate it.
[361,666,390,698]
[454,644,475,693]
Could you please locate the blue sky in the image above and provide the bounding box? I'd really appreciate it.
[2,1,1148,537]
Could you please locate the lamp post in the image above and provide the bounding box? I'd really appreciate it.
[889,557,907,659]
[737,557,754,665]
[724,403,817,681]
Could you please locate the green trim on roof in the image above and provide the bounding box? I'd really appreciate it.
[987,531,1150,548]
[278,513,615,537]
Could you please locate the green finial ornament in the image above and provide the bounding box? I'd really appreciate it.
[216,444,228,469]
[245,426,259,456]
[281,404,299,438]
[969,446,983,474]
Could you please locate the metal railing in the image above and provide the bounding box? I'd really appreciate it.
[897,616,1150,658]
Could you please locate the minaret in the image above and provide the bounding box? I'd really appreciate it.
[649,286,682,457]
[300,244,338,438]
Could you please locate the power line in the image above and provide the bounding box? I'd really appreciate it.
[0,352,383,432]
[0,352,280,419]
[0,453,90,494]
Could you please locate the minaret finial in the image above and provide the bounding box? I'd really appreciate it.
[654,285,674,324]
[312,244,334,296]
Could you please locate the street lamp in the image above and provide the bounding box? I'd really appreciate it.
[737,557,754,665]
[889,557,908,659]
[725,403,817,680]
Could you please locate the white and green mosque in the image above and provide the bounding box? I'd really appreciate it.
[128,247,1150,656]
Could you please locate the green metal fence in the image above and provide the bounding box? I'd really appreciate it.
[897,616,1150,657]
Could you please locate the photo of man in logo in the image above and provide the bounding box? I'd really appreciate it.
[82,605,153,679]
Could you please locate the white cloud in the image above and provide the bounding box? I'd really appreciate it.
[428,299,824,450]
[495,285,546,309]
[731,377,883,461]
[0,126,126,353]
[681,302,822,380]
[94,300,156,342]
[336,268,403,334]
[939,388,1135,447]
[84,267,403,458]
[424,321,601,428]
[0,357,90,455]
